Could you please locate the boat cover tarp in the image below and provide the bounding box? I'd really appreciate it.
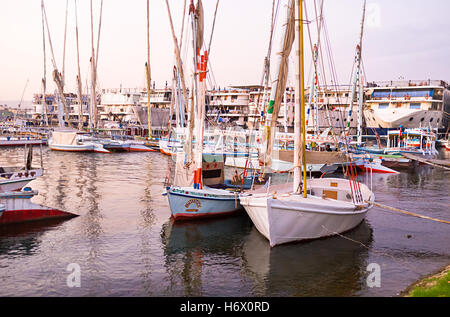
[52,131,77,145]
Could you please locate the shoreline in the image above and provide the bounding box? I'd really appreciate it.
[401,264,450,297]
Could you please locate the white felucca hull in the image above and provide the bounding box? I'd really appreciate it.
[49,142,109,153]
[239,179,374,247]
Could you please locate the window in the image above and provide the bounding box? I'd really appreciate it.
[409,103,421,110]
[378,103,389,109]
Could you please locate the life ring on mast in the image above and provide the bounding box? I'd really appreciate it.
[387,94,391,100]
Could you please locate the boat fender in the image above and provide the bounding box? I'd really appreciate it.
[24,187,32,192]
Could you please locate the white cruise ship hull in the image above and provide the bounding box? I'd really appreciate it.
[364,109,443,129]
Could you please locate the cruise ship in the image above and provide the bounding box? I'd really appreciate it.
[246,85,359,134]
[363,80,449,131]
[31,92,90,126]
[28,80,449,137]
[206,87,252,127]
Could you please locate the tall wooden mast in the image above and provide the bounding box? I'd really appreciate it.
[74,0,84,130]
[293,0,306,196]
[146,0,152,139]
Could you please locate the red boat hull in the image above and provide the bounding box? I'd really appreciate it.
[0,208,77,225]
[0,190,78,225]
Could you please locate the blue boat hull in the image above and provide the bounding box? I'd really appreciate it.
[167,186,243,220]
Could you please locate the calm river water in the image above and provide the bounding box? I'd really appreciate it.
[0,147,449,297]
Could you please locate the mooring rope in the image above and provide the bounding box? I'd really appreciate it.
[366,201,450,225]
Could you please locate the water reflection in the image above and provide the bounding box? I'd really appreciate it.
[241,221,373,297]
[137,154,157,295]
[0,146,447,297]
[0,219,70,257]
[161,215,253,296]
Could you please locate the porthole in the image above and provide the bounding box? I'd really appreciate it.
[430,118,434,122]
[420,117,424,122]
[409,117,413,121]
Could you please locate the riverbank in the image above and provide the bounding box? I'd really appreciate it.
[402,265,450,297]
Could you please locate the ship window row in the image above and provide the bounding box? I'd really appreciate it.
[372,89,435,99]
[377,102,442,110]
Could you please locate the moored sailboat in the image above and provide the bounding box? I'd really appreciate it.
[166,0,243,221]
[239,0,374,247]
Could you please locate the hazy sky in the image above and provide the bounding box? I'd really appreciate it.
[1,0,449,103]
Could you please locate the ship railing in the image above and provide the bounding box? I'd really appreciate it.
[366,79,448,88]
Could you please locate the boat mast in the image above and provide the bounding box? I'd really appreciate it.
[264,0,295,168]
[259,0,276,127]
[346,0,366,145]
[293,0,306,196]
[190,0,205,190]
[89,0,97,132]
[300,0,307,197]
[306,44,319,135]
[293,0,301,193]
[165,0,192,159]
[42,0,70,128]
[146,0,152,139]
[40,0,48,127]
[164,0,189,115]
[357,0,367,145]
[62,0,68,91]
[74,0,84,130]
